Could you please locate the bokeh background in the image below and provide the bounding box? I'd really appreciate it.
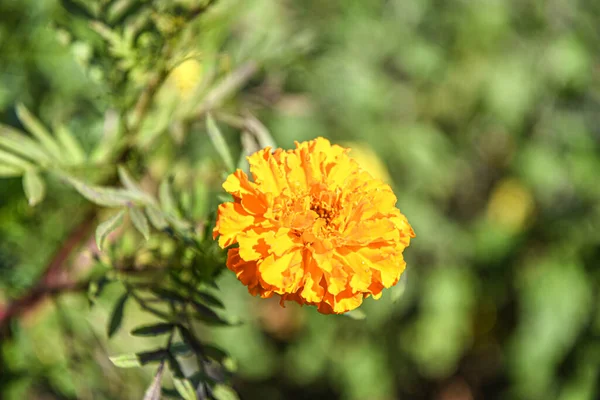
[1,0,600,399]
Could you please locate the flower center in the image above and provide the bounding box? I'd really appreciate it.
[310,202,335,224]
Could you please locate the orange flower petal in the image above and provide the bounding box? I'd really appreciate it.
[213,137,415,314]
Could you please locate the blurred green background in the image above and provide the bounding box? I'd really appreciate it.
[1,0,600,399]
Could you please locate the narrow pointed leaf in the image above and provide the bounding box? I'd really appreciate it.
[169,342,192,356]
[159,178,178,216]
[23,170,46,206]
[195,291,225,309]
[0,149,34,170]
[391,272,408,303]
[146,205,168,230]
[109,353,141,368]
[129,206,150,240]
[96,210,125,252]
[107,290,129,337]
[173,378,197,400]
[0,125,53,164]
[143,362,165,400]
[343,309,366,320]
[118,165,142,192]
[67,177,147,207]
[130,323,174,337]
[202,344,228,363]
[0,164,22,177]
[55,124,86,164]
[206,114,234,172]
[212,384,240,400]
[15,103,62,159]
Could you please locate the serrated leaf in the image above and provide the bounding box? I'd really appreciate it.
[130,206,150,240]
[67,177,147,207]
[0,149,34,170]
[212,384,240,400]
[55,124,86,164]
[22,170,46,206]
[343,309,366,320]
[109,353,141,368]
[206,114,235,172]
[131,323,174,337]
[107,291,129,338]
[0,164,22,177]
[146,205,168,230]
[143,363,165,400]
[15,103,62,159]
[0,125,53,164]
[173,378,197,400]
[96,210,125,252]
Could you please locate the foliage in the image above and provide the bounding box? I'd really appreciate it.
[1,1,600,400]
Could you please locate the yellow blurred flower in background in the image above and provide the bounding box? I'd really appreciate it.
[213,137,415,314]
[486,178,535,232]
[345,142,392,183]
[168,57,203,98]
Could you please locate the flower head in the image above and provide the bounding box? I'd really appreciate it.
[213,137,415,314]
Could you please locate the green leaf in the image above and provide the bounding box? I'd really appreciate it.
[118,166,156,204]
[159,178,178,216]
[130,323,174,337]
[146,205,168,230]
[391,272,408,303]
[169,342,192,356]
[117,165,141,191]
[0,149,34,170]
[66,177,147,207]
[196,291,225,309]
[202,344,228,363]
[129,206,150,240]
[109,353,141,368]
[0,125,53,164]
[96,210,125,252]
[107,291,129,338]
[206,114,235,172]
[343,309,366,320]
[0,164,22,177]
[15,103,62,159]
[150,288,187,303]
[110,349,167,368]
[173,378,197,400]
[244,112,277,149]
[191,301,229,326]
[137,349,169,365]
[167,353,185,379]
[143,363,165,400]
[55,124,86,164]
[22,170,46,206]
[212,384,240,400]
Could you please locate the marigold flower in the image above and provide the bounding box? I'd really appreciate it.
[213,137,415,314]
